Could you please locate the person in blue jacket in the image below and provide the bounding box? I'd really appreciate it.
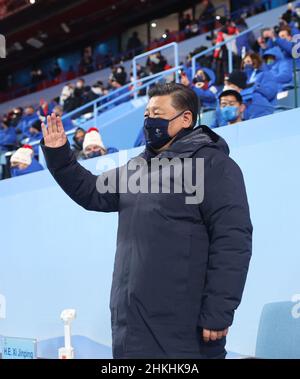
[241,52,278,105]
[16,106,39,138]
[38,98,57,118]
[272,26,300,68]
[0,120,17,152]
[186,68,217,108]
[53,105,74,132]
[211,70,274,128]
[10,145,43,177]
[262,46,293,90]
[40,83,252,359]
[259,25,300,70]
[218,90,246,126]
[181,60,216,84]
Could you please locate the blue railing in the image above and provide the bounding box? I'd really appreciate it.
[25,65,183,148]
[191,23,263,78]
[65,65,183,132]
[62,65,182,125]
[95,65,182,115]
[24,24,263,146]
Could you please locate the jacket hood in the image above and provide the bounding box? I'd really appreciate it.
[140,125,230,160]
[263,46,284,61]
[201,68,216,86]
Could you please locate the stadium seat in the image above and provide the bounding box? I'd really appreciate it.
[255,301,300,359]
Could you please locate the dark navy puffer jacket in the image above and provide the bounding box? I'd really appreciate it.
[41,125,252,359]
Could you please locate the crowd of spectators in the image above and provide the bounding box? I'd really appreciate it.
[134,3,300,144]
[0,54,170,179]
[1,0,276,102]
[1,1,299,180]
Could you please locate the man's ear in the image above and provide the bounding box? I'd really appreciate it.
[182,110,193,129]
[240,103,246,114]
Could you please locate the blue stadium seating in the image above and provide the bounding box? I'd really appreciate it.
[255,302,300,358]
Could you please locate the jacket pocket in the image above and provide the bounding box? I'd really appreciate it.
[128,226,192,323]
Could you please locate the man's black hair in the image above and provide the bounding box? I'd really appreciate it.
[148,82,199,127]
[219,90,243,104]
[31,119,42,132]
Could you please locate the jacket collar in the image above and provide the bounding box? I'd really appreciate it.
[139,125,230,161]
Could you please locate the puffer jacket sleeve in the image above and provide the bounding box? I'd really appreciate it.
[274,37,293,57]
[198,151,253,330]
[274,59,293,85]
[40,138,119,212]
[254,70,278,102]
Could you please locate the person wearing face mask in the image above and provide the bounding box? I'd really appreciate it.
[75,78,86,94]
[262,46,293,91]
[211,70,274,128]
[60,83,74,109]
[80,127,118,160]
[258,25,300,69]
[242,53,265,83]
[271,26,300,69]
[0,118,17,153]
[9,108,23,128]
[135,67,217,146]
[219,90,245,126]
[241,53,278,105]
[187,69,217,108]
[84,81,108,113]
[27,119,43,158]
[10,145,43,177]
[15,106,39,138]
[257,27,276,54]
[71,127,86,159]
[40,83,252,359]
[86,81,106,102]
[146,52,168,75]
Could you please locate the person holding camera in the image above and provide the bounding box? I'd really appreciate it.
[259,25,300,70]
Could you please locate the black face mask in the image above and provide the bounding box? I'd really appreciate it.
[193,75,205,84]
[75,139,84,148]
[143,110,187,150]
[86,151,102,159]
